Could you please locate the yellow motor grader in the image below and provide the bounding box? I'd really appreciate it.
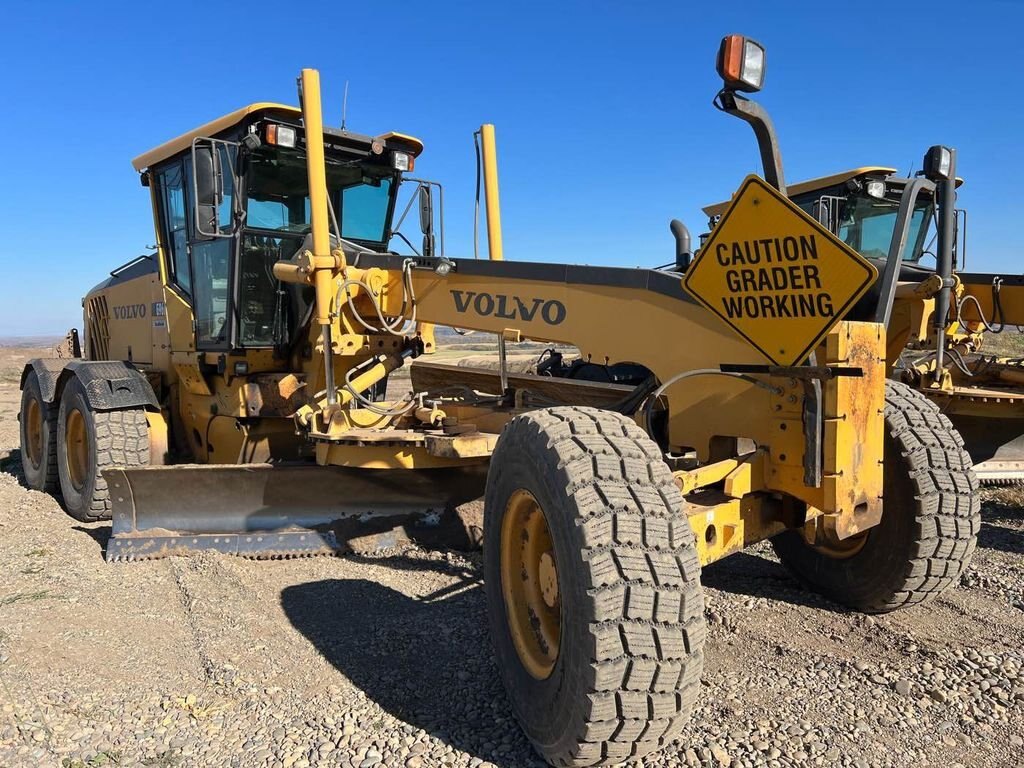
[701,160,1024,484]
[19,37,979,767]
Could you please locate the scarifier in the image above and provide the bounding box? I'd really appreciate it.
[19,37,981,767]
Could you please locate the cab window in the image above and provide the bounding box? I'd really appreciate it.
[341,180,391,241]
[189,238,231,346]
[837,196,932,262]
[187,147,235,348]
[155,151,235,349]
[157,162,190,294]
[244,146,394,244]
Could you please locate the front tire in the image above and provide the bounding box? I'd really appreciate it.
[484,406,705,766]
[19,370,58,493]
[772,380,980,613]
[56,378,150,522]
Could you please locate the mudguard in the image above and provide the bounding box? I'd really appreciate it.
[22,359,158,411]
[20,358,69,402]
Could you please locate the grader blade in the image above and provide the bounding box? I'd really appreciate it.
[945,412,1024,485]
[103,463,486,561]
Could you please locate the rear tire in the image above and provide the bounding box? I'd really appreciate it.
[484,406,705,766]
[772,380,980,613]
[19,370,58,493]
[56,378,150,522]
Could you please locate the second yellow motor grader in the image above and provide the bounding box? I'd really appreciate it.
[702,159,1024,485]
[19,36,979,767]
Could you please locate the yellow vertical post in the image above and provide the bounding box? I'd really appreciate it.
[480,124,504,261]
[300,68,338,405]
[301,68,333,326]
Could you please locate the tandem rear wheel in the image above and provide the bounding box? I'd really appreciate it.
[772,380,980,614]
[484,406,705,767]
[19,369,59,493]
[55,377,151,523]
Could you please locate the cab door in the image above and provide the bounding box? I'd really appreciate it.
[153,146,236,353]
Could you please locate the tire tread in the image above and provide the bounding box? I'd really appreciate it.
[491,406,704,767]
[82,407,150,521]
[872,381,980,611]
[771,380,980,613]
[57,379,149,523]
[19,371,59,493]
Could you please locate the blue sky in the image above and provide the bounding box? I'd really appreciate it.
[1,1,1021,335]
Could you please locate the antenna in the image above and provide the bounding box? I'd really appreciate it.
[341,80,349,131]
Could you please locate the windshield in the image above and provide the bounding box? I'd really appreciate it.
[836,194,933,263]
[245,147,394,243]
[794,187,934,263]
[230,146,397,349]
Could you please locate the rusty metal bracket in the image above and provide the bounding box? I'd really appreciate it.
[800,376,822,488]
[719,361,864,488]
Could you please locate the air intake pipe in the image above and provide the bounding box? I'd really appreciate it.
[670,219,692,271]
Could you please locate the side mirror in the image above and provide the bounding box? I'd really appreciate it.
[418,185,435,258]
[192,138,236,239]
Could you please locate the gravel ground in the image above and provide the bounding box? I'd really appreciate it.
[0,346,1022,768]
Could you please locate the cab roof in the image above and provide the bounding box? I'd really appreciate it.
[701,167,897,218]
[701,166,967,218]
[131,102,424,172]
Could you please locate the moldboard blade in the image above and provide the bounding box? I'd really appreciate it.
[103,463,487,561]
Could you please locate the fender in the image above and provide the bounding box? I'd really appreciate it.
[20,358,70,403]
[23,359,158,411]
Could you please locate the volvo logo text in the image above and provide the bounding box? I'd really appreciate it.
[113,303,147,320]
[450,290,566,325]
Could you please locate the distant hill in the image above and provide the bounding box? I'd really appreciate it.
[0,335,62,348]
[434,327,497,341]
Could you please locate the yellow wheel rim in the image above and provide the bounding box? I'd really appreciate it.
[500,489,561,680]
[64,408,89,492]
[811,530,869,559]
[24,397,43,468]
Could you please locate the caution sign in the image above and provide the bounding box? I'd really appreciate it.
[683,175,877,367]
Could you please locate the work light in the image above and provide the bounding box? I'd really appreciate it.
[716,35,766,93]
[266,124,297,148]
[392,151,413,172]
[923,145,954,181]
[866,180,886,199]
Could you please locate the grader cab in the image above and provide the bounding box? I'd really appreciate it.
[19,36,980,766]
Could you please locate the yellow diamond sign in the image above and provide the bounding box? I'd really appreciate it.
[683,175,878,367]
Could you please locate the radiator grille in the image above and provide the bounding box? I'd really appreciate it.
[85,295,110,360]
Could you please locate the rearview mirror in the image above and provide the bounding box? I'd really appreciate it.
[419,185,435,258]
[191,138,237,239]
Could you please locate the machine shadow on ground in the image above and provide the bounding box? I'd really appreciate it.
[704,506,1022,607]
[978,506,1024,554]
[699,549,843,612]
[72,524,111,552]
[0,448,24,484]
[281,557,535,768]
[1,447,118,556]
